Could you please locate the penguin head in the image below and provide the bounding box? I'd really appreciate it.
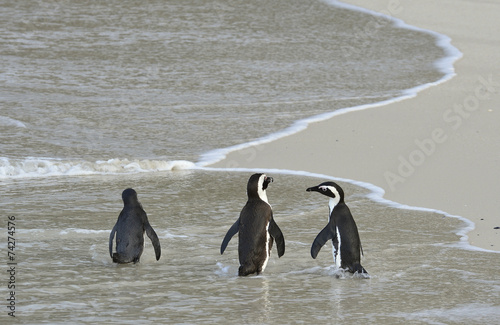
[122,188,139,206]
[247,173,273,202]
[306,181,344,203]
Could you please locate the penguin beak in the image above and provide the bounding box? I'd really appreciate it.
[306,185,319,192]
[266,176,273,183]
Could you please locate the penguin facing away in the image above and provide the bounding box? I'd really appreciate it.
[109,188,161,263]
[306,182,367,274]
[221,173,285,276]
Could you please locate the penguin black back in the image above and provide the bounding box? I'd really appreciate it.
[109,188,161,264]
[221,173,285,276]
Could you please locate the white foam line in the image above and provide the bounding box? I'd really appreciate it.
[201,166,496,254]
[196,1,462,167]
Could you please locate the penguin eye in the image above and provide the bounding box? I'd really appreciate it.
[320,186,327,192]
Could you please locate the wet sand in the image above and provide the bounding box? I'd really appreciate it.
[209,0,500,251]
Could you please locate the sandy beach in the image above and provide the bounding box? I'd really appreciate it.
[210,0,500,252]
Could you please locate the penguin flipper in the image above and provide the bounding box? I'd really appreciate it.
[221,219,239,254]
[145,224,161,261]
[268,218,285,257]
[311,225,335,259]
[109,224,117,259]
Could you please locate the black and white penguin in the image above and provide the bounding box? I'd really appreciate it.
[109,188,161,263]
[221,173,285,276]
[306,182,367,274]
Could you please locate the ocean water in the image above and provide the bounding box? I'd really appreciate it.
[1,0,499,324]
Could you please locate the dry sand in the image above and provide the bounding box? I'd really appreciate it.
[209,0,500,252]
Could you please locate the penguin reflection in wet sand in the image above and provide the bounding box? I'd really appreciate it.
[109,188,161,264]
[221,173,285,276]
[307,182,368,275]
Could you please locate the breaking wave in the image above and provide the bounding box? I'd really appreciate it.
[0,157,196,179]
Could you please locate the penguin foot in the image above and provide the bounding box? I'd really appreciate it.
[351,263,368,275]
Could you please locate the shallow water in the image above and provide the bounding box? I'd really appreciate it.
[4,171,499,324]
[1,0,499,323]
[1,0,444,165]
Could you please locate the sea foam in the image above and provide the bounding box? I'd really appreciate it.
[0,157,196,179]
[0,116,27,128]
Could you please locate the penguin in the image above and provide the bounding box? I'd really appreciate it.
[109,188,161,264]
[220,173,285,276]
[306,181,367,274]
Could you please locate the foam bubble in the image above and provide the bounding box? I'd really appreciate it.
[0,116,27,128]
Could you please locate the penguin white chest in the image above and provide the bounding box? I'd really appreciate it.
[261,221,271,272]
[328,198,341,267]
[257,189,271,270]
[334,226,341,268]
[328,197,339,217]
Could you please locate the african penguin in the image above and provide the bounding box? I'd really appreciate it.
[307,181,367,274]
[109,188,161,263]
[221,173,285,276]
